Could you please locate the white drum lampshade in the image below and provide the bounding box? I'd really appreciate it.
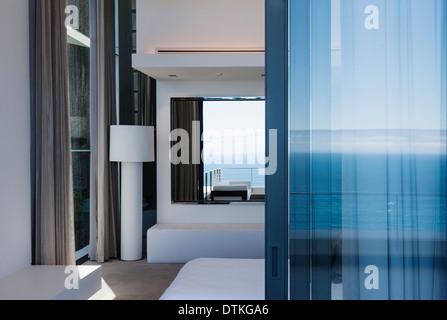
[110,125,155,261]
[110,125,155,163]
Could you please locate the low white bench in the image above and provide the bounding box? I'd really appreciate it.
[146,223,265,264]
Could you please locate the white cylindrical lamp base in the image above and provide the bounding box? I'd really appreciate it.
[120,162,143,261]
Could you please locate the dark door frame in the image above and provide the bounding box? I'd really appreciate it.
[265,0,289,300]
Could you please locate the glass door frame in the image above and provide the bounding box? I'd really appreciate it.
[265,0,290,300]
[265,0,331,301]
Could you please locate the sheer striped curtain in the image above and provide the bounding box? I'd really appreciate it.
[338,0,447,300]
[289,0,447,300]
[88,0,119,263]
[33,0,76,266]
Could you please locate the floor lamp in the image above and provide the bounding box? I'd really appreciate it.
[110,125,155,261]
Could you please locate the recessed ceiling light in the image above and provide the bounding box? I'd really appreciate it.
[169,75,178,78]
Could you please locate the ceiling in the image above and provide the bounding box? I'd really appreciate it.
[132,53,265,81]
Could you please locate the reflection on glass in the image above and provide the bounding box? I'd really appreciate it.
[72,152,90,253]
[69,42,90,151]
[290,0,447,300]
[68,0,90,261]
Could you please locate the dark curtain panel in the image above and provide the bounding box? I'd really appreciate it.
[34,0,76,266]
[89,0,119,263]
[172,100,204,202]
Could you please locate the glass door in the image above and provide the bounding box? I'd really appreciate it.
[289,0,447,300]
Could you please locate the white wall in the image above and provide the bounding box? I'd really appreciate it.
[157,80,265,224]
[136,0,265,54]
[0,0,31,279]
[137,0,266,224]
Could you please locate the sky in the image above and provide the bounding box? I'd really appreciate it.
[289,0,446,154]
[290,0,445,132]
[202,100,266,166]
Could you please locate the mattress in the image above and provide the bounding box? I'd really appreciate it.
[159,258,265,300]
[213,184,248,191]
[213,180,251,190]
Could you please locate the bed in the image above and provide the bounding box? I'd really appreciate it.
[159,258,265,300]
[211,180,252,201]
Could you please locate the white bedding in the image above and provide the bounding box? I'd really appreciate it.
[159,258,265,300]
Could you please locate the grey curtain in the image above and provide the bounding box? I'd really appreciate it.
[172,100,204,202]
[89,0,119,263]
[289,0,447,300]
[34,0,76,266]
[338,0,447,300]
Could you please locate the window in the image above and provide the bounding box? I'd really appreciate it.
[286,0,447,300]
[171,98,266,204]
[67,0,90,262]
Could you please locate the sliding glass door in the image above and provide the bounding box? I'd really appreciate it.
[287,0,447,300]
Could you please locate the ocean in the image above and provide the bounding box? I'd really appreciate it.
[204,152,447,232]
[289,152,447,232]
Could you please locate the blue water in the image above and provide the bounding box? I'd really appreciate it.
[290,152,447,232]
[204,153,447,232]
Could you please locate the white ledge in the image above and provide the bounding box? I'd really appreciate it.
[0,265,102,300]
[132,53,265,81]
